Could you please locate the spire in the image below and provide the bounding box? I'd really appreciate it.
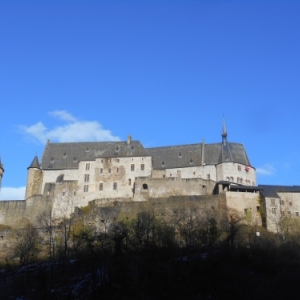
[222,116,227,145]
[27,155,40,170]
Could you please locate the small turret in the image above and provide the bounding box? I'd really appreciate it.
[0,157,4,189]
[27,155,41,170]
[25,155,42,199]
[222,117,228,145]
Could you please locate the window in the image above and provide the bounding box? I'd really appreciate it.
[178,152,182,158]
[256,206,260,212]
[238,165,241,171]
[116,168,119,173]
[128,179,131,185]
[296,212,300,217]
[84,185,89,192]
[230,177,234,182]
[161,161,165,167]
[115,158,120,162]
[99,183,103,191]
[280,200,285,205]
[113,182,117,190]
[86,147,90,152]
[84,174,90,182]
[85,163,90,171]
[131,164,135,171]
[100,168,103,174]
[281,210,285,216]
[271,199,275,206]
[115,146,120,152]
[108,168,111,173]
[63,152,67,158]
[189,159,193,164]
[288,211,291,215]
[142,183,148,190]
[73,157,77,162]
[207,174,210,180]
[193,172,196,175]
[170,174,172,177]
[141,164,145,171]
[63,191,65,196]
[289,201,293,206]
[271,207,276,214]
[73,191,76,196]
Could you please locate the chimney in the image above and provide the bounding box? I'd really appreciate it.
[127,135,132,145]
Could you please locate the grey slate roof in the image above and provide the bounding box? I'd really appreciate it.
[28,156,40,169]
[40,141,150,170]
[259,185,300,198]
[40,139,251,171]
[147,142,251,170]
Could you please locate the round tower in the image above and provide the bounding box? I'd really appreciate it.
[25,156,42,199]
[0,157,4,189]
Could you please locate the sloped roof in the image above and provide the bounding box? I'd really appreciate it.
[28,156,40,169]
[259,185,300,198]
[147,142,251,170]
[40,141,150,170]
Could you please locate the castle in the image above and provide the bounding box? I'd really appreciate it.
[0,121,300,234]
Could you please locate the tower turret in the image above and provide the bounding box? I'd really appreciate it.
[222,117,228,145]
[0,157,4,189]
[25,156,43,199]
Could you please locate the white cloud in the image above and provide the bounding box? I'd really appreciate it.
[21,111,120,144]
[0,186,26,200]
[256,164,275,176]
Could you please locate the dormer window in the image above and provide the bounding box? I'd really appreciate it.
[86,147,90,152]
[178,152,182,158]
[50,158,54,164]
[63,152,67,158]
[161,161,165,167]
[115,145,120,152]
[189,159,193,165]
[131,145,135,151]
[73,157,77,163]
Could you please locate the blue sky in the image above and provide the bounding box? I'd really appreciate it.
[1,1,300,200]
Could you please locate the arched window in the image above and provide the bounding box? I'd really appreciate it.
[230,177,234,182]
[142,183,148,190]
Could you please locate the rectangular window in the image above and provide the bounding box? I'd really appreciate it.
[113,182,117,190]
[280,200,285,205]
[85,163,90,171]
[108,168,111,173]
[116,168,119,173]
[63,191,65,196]
[288,211,291,215]
[271,207,276,214]
[238,165,241,171]
[99,183,103,191]
[141,164,145,171]
[296,212,299,217]
[207,174,210,180]
[271,199,275,206]
[115,159,120,162]
[131,164,135,171]
[100,168,103,174]
[281,210,285,216]
[84,185,89,192]
[84,174,90,182]
[289,201,293,206]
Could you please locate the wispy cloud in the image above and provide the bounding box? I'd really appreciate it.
[20,111,120,144]
[256,164,275,176]
[0,186,26,200]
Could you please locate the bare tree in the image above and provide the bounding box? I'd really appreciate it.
[14,225,39,265]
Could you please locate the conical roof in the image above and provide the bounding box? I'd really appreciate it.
[28,156,40,169]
